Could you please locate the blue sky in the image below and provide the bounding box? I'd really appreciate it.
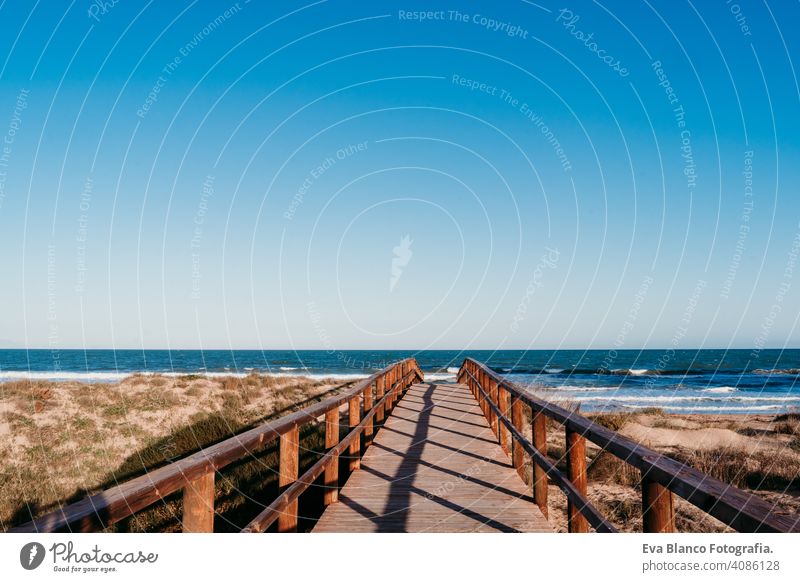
[0,0,798,350]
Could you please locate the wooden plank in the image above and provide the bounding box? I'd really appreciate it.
[511,398,525,481]
[376,375,385,424]
[364,383,374,446]
[463,367,614,532]
[11,358,421,533]
[566,429,589,533]
[278,425,299,532]
[242,380,412,533]
[242,375,411,533]
[182,471,215,533]
[313,382,551,533]
[491,377,500,440]
[324,408,340,506]
[532,411,548,518]
[642,475,675,533]
[463,358,800,533]
[498,386,510,455]
[349,396,361,472]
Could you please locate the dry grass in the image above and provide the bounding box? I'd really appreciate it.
[0,374,356,531]
[668,446,800,491]
[511,396,800,533]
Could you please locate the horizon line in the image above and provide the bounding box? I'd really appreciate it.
[1,345,796,352]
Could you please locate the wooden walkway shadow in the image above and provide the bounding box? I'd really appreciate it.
[313,382,551,532]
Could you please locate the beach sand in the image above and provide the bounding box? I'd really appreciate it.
[0,373,354,530]
[539,410,800,532]
[1,376,798,531]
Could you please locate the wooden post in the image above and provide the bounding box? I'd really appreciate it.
[532,411,548,518]
[642,476,675,533]
[487,375,498,437]
[278,425,299,532]
[363,383,374,446]
[498,386,510,454]
[386,369,394,410]
[481,372,490,422]
[566,428,589,533]
[477,370,486,416]
[349,396,361,472]
[324,408,340,506]
[375,376,385,423]
[182,471,214,532]
[511,398,525,481]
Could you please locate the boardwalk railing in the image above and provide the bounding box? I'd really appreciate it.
[459,358,800,533]
[10,358,422,533]
[458,358,800,532]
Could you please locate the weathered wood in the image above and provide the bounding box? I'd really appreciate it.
[313,382,551,533]
[376,375,385,423]
[324,408,340,506]
[532,411,548,518]
[242,373,411,533]
[385,370,394,409]
[463,367,615,532]
[11,358,421,534]
[349,396,361,472]
[642,475,675,533]
[484,372,494,432]
[566,429,589,533]
[511,398,525,481]
[182,471,215,532]
[498,386,510,455]
[364,383,374,446]
[278,425,300,532]
[461,358,800,534]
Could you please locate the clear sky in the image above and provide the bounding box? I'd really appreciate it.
[0,0,798,351]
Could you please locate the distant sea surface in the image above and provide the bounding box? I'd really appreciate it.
[1,349,799,415]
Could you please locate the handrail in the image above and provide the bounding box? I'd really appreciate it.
[462,367,617,532]
[459,358,800,533]
[10,358,423,533]
[241,368,417,532]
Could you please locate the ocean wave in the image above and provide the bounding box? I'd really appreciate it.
[0,370,369,383]
[617,404,786,412]
[0,371,131,382]
[544,385,617,392]
[446,367,460,374]
[576,394,800,403]
[753,368,800,375]
[701,386,737,393]
[544,367,565,374]
[424,372,457,381]
[610,368,654,376]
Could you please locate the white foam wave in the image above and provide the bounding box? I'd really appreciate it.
[577,395,800,403]
[619,404,785,412]
[544,368,565,374]
[701,386,737,393]
[545,385,616,392]
[0,371,131,382]
[424,372,457,381]
[446,367,460,374]
[611,368,651,375]
[0,370,369,383]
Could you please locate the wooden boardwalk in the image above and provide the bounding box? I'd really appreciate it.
[313,382,551,532]
[14,357,799,534]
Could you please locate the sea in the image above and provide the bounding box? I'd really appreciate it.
[1,349,799,415]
